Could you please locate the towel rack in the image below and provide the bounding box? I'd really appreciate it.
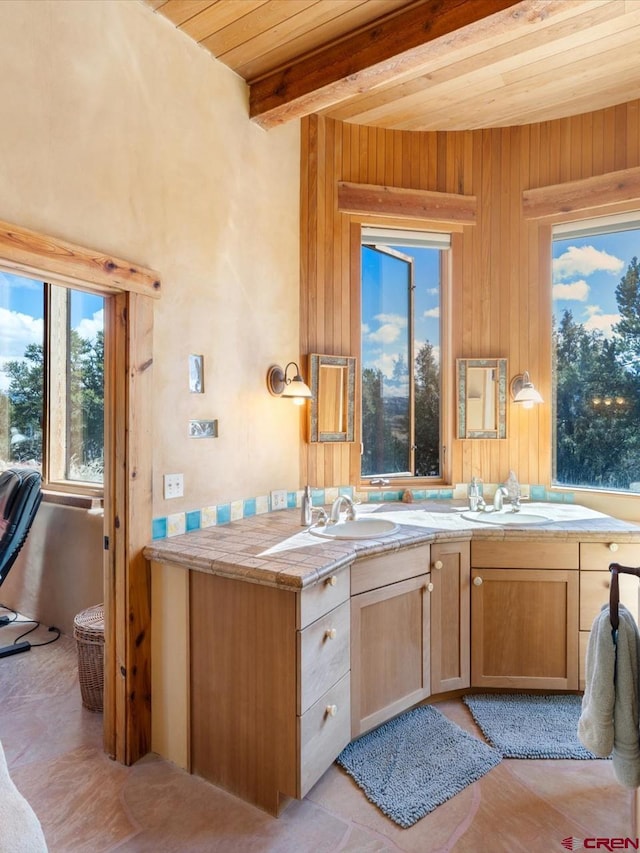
[609,563,640,631]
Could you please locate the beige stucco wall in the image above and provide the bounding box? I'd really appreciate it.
[0,0,301,624]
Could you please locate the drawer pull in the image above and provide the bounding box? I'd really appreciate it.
[325,628,337,640]
[326,704,338,717]
[473,576,483,586]
[609,543,619,552]
[427,582,434,592]
[326,575,338,586]
[433,560,443,570]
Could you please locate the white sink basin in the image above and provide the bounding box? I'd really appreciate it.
[461,511,551,526]
[309,518,400,539]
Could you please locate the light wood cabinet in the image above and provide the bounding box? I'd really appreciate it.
[189,568,351,816]
[579,542,640,687]
[470,541,579,690]
[350,546,431,737]
[430,539,471,694]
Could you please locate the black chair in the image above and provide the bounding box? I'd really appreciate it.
[0,468,43,657]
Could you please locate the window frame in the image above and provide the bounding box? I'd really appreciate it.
[357,224,453,488]
[2,274,106,499]
[551,210,640,496]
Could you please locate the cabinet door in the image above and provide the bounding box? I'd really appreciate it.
[430,540,470,694]
[471,568,578,690]
[351,573,430,737]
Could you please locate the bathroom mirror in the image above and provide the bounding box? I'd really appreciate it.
[456,358,507,439]
[309,354,356,442]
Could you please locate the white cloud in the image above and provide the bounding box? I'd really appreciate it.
[553,245,624,281]
[75,308,104,341]
[552,279,590,301]
[427,288,439,296]
[375,313,407,327]
[0,307,43,357]
[369,323,401,344]
[423,307,440,318]
[366,313,407,345]
[583,305,620,338]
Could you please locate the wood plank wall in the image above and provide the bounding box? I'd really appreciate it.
[300,102,640,490]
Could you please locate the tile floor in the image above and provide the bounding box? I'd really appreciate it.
[0,613,635,853]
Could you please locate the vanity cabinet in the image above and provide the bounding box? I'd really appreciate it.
[189,567,351,816]
[430,540,471,694]
[470,541,579,690]
[579,542,640,687]
[350,546,431,737]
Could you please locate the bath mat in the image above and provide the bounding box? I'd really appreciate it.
[336,704,501,828]
[463,693,604,759]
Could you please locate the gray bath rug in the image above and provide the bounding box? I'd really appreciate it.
[463,693,604,759]
[336,704,501,828]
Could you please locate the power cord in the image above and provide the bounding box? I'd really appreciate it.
[0,604,61,648]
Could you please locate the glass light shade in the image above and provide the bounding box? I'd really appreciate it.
[281,376,313,401]
[512,371,543,407]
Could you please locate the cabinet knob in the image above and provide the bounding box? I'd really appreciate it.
[427,582,434,592]
[473,576,483,586]
[433,560,443,570]
[326,575,338,586]
[325,628,337,640]
[326,704,338,717]
[609,543,619,552]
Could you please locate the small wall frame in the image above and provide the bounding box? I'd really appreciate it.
[456,358,508,439]
[309,354,356,443]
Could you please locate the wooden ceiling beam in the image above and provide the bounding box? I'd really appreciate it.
[249,0,533,129]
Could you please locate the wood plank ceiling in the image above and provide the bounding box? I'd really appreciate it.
[143,0,640,131]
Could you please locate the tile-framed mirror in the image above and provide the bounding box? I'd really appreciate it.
[456,358,507,439]
[309,353,356,442]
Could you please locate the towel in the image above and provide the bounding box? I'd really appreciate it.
[578,603,640,787]
[0,740,48,852]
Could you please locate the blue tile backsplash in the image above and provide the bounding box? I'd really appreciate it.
[151,483,572,539]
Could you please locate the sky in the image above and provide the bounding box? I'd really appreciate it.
[0,270,104,392]
[552,227,640,337]
[361,244,440,399]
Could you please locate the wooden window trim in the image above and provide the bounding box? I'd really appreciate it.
[0,219,159,767]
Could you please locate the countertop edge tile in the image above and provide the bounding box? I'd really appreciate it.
[144,505,640,590]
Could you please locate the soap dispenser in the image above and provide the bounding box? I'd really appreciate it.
[301,485,312,526]
[468,477,481,512]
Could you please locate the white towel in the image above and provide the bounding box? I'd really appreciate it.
[578,603,616,757]
[578,603,640,788]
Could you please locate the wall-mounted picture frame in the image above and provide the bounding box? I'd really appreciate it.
[188,419,218,438]
[189,354,204,394]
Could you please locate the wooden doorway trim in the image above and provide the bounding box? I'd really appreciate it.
[0,219,160,765]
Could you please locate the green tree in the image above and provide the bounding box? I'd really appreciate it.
[414,341,440,476]
[614,256,640,373]
[3,342,43,462]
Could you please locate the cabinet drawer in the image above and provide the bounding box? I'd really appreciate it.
[298,569,350,630]
[580,570,640,630]
[298,600,350,715]
[471,540,578,569]
[580,542,640,571]
[299,672,351,798]
[351,544,430,595]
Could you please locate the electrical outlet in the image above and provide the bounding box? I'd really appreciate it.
[164,473,184,500]
[270,489,288,511]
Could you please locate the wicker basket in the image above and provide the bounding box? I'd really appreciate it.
[73,604,104,712]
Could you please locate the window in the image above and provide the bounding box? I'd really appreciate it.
[0,271,104,490]
[360,227,448,480]
[552,212,640,493]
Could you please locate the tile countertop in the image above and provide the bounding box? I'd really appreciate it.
[143,501,640,592]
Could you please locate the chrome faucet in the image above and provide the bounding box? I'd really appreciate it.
[493,485,509,512]
[329,494,357,524]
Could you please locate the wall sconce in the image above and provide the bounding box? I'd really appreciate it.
[267,362,313,405]
[510,371,543,409]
